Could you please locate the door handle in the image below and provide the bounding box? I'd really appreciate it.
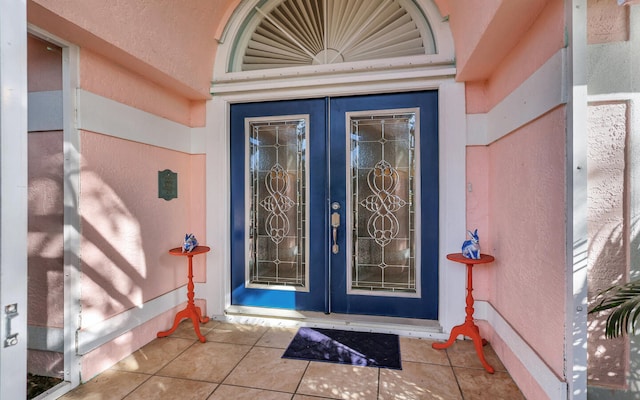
[331,202,340,254]
[4,303,18,347]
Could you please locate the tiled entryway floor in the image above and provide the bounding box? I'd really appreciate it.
[59,320,525,400]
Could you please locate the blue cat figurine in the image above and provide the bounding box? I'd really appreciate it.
[182,233,198,253]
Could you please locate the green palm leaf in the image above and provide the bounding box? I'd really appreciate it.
[590,279,640,338]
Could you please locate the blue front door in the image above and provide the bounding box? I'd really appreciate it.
[230,92,438,319]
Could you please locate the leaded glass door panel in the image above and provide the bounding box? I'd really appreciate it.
[230,92,438,319]
[231,99,328,311]
[329,92,438,318]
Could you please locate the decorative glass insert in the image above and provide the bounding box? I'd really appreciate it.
[248,118,308,288]
[350,111,417,293]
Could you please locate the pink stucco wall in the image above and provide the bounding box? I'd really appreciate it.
[79,131,206,328]
[587,101,630,388]
[488,106,567,379]
[28,34,64,378]
[468,106,567,399]
[462,2,567,393]
[29,0,226,99]
[28,131,64,329]
[466,0,565,114]
[587,0,629,44]
[465,146,491,300]
[79,49,202,127]
[28,34,62,91]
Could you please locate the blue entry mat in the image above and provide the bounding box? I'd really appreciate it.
[282,327,402,369]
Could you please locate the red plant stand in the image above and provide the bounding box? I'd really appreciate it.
[157,245,210,343]
[432,253,496,373]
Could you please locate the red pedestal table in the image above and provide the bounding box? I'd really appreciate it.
[432,253,495,373]
[157,245,210,343]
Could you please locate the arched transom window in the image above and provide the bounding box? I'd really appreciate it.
[230,0,436,72]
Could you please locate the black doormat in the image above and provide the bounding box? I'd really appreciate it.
[282,327,402,369]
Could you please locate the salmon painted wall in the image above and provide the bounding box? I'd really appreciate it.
[28,0,227,99]
[27,34,64,378]
[471,109,567,400]
[466,0,565,114]
[27,0,242,127]
[463,0,568,395]
[79,132,206,327]
[79,49,204,127]
[75,50,207,379]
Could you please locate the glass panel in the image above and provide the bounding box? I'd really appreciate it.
[248,118,307,288]
[350,113,416,293]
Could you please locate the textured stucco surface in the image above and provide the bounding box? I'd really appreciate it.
[588,0,629,44]
[488,106,567,378]
[29,0,229,98]
[28,131,64,328]
[27,34,62,92]
[587,101,629,389]
[466,0,565,114]
[79,131,206,328]
[79,49,199,127]
[466,146,491,300]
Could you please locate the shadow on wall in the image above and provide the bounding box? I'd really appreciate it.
[587,216,640,390]
[28,131,65,378]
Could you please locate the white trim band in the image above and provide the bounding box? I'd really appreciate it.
[467,49,568,146]
[76,90,197,153]
[28,90,63,132]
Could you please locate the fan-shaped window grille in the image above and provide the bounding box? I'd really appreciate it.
[231,0,436,72]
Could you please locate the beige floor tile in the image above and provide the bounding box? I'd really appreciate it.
[400,337,450,366]
[58,369,149,400]
[168,319,219,340]
[297,362,379,400]
[208,384,293,399]
[125,375,216,400]
[157,341,252,383]
[224,346,308,393]
[293,395,336,400]
[444,340,506,372]
[112,337,194,374]
[379,362,462,400]
[206,322,269,345]
[454,367,525,400]
[256,326,299,349]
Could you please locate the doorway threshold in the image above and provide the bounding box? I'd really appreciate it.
[221,306,446,340]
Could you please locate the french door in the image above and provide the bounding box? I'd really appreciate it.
[230,91,439,319]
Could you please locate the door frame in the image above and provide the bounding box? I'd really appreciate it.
[205,74,468,332]
[26,26,83,398]
[0,2,28,398]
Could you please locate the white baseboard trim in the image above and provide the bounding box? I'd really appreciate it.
[467,49,568,146]
[476,301,568,400]
[77,286,188,355]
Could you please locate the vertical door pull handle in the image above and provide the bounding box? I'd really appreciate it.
[331,202,340,254]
